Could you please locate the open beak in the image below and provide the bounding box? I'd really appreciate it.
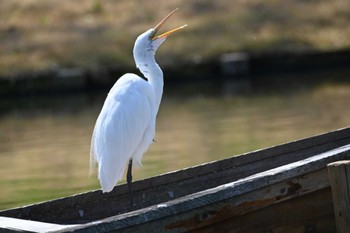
[151,8,187,40]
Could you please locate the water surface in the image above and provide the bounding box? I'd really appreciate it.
[0,75,350,209]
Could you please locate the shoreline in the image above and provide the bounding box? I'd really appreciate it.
[1,48,349,97]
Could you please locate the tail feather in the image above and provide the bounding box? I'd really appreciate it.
[99,160,126,193]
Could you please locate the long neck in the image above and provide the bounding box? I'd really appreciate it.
[138,56,164,113]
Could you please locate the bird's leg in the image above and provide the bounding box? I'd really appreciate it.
[127,159,134,209]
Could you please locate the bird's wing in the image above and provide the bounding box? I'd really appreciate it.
[90,73,154,192]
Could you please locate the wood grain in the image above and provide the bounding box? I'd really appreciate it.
[328,160,350,233]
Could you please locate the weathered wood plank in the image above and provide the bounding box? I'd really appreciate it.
[45,144,350,232]
[0,216,77,232]
[1,128,350,233]
[1,128,349,225]
[186,188,336,233]
[328,160,350,233]
[163,169,331,233]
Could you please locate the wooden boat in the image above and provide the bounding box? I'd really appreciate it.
[1,127,350,233]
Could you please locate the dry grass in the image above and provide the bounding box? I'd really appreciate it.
[0,0,349,75]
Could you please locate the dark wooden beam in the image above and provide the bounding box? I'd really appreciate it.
[328,160,350,233]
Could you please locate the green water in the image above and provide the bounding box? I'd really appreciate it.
[0,75,350,210]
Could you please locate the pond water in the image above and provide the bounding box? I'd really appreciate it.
[0,73,350,210]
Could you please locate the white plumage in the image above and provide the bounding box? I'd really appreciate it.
[90,9,187,194]
[90,74,156,192]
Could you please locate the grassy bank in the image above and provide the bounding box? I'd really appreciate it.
[0,0,349,76]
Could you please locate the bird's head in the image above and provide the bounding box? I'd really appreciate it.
[133,9,187,69]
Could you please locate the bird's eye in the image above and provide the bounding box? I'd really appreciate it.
[149,31,156,40]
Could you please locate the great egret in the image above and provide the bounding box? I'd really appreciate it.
[90,9,187,205]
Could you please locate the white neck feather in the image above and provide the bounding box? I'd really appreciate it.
[137,56,164,113]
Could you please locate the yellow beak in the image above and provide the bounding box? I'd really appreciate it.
[152,8,187,40]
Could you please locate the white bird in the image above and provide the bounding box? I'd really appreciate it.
[90,9,187,205]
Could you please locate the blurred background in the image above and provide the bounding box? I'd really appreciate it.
[0,0,350,210]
